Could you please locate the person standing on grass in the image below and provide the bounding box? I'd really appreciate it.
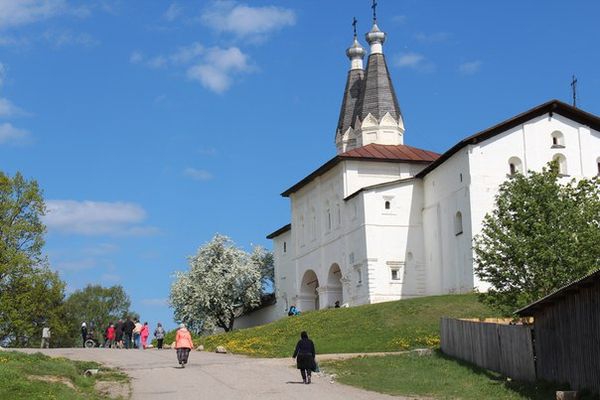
[123,317,135,349]
[293,331,316,384]
[40,326,51,349]
[154,323,165,349]
[175,323,194,368]
[81,322,88,348]
[140,322,149,349]
[115,319,124,349]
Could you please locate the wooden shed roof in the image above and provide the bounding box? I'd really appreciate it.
[515,268,600,316]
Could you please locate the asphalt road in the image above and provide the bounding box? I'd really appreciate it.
[19,348,409,400]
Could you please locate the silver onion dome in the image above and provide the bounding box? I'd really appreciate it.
[365,23,386,45]
[346,37,366,59]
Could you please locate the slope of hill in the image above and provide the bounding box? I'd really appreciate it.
[182,294,500,357]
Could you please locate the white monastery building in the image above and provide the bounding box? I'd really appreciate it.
[237,16,600,328]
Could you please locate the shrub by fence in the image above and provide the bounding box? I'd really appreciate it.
[440,317,536,382]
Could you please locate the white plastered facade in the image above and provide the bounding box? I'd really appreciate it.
[251,110,600,326]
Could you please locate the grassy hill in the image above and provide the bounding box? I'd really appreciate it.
[178,294,500,357]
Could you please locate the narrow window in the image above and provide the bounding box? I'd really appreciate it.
[551,131,565,148]
[356,269,362,285]
[508,157,522,175]
[459,173,463,182]
[553,154,568,175]
[384,201,391,210]
[283,242,287,253]
[327,209,332,230]
[455,211,463,236]
[596,157,600,175]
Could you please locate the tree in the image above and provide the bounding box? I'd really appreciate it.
[64,284,134,342]
[170,234,264,332]
[474,162,600,314]
[0,171,69,347]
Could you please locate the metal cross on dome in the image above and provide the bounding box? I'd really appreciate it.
[352,17,358,38]
[372,0,378,22]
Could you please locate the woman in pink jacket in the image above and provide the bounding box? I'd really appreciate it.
[175,323,194,368]
[140,322,150,349]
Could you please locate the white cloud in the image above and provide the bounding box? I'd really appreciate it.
[101,273,121,283]
[170,42,204,65]
[163,2,182,22]
[198,147,217,156]
[55,258,96,272]
[140,298,168,307]
[146,55,167,69]
[187,46,251,93]
[0,122,30,144]
[394,52,435,73]
[129,50,143,64]
[44,200,159,236]
[0,62,5,86]
[82,243,119,256]
[0,97,25,117]
[459,60,482,75]
[0,0,67,30]
[414,32,451,44]
[201,1,296,40]
[183,167,213,181]
[42,29,98,47]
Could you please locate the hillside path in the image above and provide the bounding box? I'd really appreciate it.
[19,348,413,400]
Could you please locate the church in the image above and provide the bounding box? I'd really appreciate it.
[236,14,600,328]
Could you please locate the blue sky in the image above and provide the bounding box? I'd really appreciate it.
[1,0,599,330]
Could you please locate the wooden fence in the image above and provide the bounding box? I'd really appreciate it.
[440,317,536,382]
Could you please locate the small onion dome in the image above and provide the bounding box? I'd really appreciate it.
[365,23,386,45]
[346,37,366,59]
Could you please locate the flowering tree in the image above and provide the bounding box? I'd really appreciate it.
[170,234,266,332]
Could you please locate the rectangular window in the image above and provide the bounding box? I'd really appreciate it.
[391,268,400,280]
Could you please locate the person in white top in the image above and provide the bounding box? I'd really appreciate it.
[41,326,51,349]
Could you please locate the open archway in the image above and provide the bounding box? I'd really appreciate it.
[326,263,343,307]
[299,270,319,312]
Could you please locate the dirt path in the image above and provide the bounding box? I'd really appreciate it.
[19,348,412,400]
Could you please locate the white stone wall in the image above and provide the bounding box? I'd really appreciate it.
[361,179,426,303]
[422,148,473,295]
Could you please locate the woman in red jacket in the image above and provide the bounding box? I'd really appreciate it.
[175,323,194,368]
[105,323,116,348]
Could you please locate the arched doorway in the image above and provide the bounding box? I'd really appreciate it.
[299,270,319,311]
[327,263,343,307]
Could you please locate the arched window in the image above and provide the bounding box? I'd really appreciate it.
[508,156,522,175]
[384,201,391,210]
[597,157,600,176]
[551,131,565,147]
[553,154,568,175]
[454,211,463,236]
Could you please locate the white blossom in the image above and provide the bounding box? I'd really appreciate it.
[169,234,265,332]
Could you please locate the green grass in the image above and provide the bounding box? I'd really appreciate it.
[186,294,500,357]
[0,351,130,400]
[322,351,597,400]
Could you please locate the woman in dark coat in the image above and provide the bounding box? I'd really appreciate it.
[292,331,316,384]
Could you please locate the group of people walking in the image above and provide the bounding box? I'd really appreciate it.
[79,318,166,350]
[44,319,315,379]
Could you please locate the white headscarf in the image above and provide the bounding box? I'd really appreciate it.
[82,322,87,327]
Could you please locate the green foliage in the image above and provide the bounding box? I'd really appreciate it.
[322,351,587,400]
[0,172,70,347]
[474,163,600,314]
[194,294,499,357]
[64,285,134,343]
[0,351,129,400]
